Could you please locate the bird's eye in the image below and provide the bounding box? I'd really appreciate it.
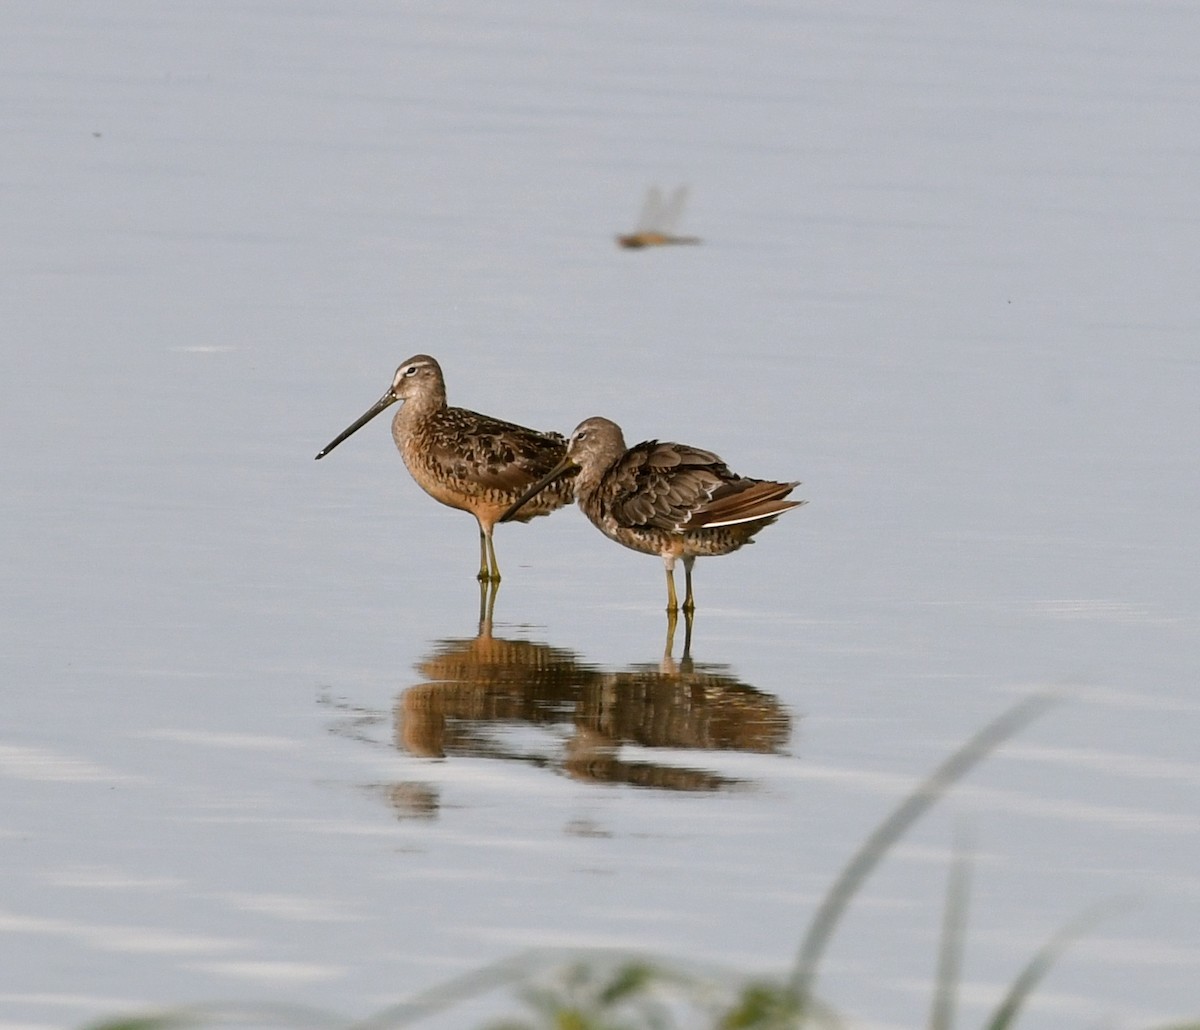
[403,365,419,377]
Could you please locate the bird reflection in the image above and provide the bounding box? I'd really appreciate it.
[393,584,790,794]
[396,582,594,763]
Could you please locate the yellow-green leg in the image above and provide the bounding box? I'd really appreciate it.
[476,526,489,580]
[664,566,679,613]
[681,556,696,613]
[476,523,502,582]
[486,532,501,582]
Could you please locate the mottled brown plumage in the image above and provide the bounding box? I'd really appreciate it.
[502,416,804,611]
[315,354,574,581]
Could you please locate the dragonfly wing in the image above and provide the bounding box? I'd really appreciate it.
[636,185,664,231]
[658,185,689,233]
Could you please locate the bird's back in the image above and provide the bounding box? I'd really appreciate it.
[395,403,574,520]
[585,439,802,557]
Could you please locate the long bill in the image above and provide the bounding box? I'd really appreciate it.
[314,389,398,459]
[498,457,577,523]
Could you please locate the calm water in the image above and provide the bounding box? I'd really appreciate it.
[3,2,1198,1028]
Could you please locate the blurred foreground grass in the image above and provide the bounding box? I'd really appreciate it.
[87,696,1197,1030]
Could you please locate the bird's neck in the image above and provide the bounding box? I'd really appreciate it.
[573,462,609,499]
[394,390,446,424]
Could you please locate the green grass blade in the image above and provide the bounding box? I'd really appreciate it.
[85,1003,338,1030]
[718,983,845,1030]
[928,831,973,1030]
[596,961,658,1006]
[788,693,1054,1012]
[981,904,1112,1030]
[85,1020,192,1030]
[354,952,542,1029]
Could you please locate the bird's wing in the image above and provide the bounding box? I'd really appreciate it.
[606,440,729,530]
[426,409,569,493]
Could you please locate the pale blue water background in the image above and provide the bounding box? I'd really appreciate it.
[2,2,1198,1028]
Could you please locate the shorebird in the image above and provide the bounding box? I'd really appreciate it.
[616,185,702,249]
[501,416,803,611]
[315,355,574,582]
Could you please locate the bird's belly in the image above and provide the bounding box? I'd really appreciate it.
[597,520,762,561]
[596,520,681,559]
[400,453,478,512]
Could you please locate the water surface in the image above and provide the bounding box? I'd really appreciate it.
[2,2,1198,1028]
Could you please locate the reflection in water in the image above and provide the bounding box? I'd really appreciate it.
[315,690,441,821]
[380,781,439,820]
[392,584,790,798]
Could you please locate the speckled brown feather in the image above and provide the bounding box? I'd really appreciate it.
[607,441,734,531]
[592,436,801,544]
[316,353,573,579]
[500,416,804,608]
[387,356,576,527]
[399,404,574,523]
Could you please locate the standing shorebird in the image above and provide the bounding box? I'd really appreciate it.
[501,416,803,612]
[315,355,574,582]
[616,185,702,249]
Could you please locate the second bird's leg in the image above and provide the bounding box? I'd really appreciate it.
[663,556,679,613]
[681,556,697,614]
